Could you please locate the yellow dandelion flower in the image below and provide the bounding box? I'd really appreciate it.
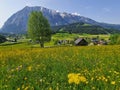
[16,67,19,71]
[91,77,94,81]
[17,88,20,90]
[79,76,87,82]
[49,87,52,90]
[98,76,102,80]
[111,81,115,85]
[86,81,89,84]
[105,79,108,82]
[20,65,22,68]
[27,66,32,71]
[68,73,87,84]
[102,76,106,81]
[107,76,110,78]
[22,85,25,89]
[11,69,15,72]
[92,87,95,90]
[24,77,27,80]
[24,86,29,90]
[114,71,119,75]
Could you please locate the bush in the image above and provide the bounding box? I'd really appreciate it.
[0,35,7,43]
[109,34,120,45]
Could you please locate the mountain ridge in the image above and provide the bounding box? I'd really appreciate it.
[1,6,120,34]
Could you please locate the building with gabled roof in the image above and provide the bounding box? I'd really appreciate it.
[75,38,88,46]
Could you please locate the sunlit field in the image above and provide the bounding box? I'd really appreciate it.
[0,45,120,90]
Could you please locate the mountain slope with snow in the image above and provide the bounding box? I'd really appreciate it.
[1,6,120,34]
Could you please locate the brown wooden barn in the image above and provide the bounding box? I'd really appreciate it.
[75,38,88,46]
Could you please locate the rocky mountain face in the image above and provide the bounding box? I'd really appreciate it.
[1,6,120,34]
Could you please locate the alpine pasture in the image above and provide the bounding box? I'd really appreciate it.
[0,42,120,89]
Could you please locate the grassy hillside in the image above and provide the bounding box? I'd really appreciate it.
[52,22,120,34]
[0,44,120,90]
[52,33,110,40]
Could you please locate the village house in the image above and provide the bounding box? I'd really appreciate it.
[74,38,88,46]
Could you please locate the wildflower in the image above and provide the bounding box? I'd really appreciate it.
[22,85,25,89]
[24,86,29,90]
[105,79,108,82]
[86,81,89,84]
[49,87,52,90]
[111,81,115,85]
[24,77,27,80]
[19,65,23,68]
[114,71,119,75]
[98,76,102,80]
[11,69,15,72]
[17,88,20,90]
[68,73,87,84]
[92,87,95,90]
[102,76,106,81]
[16,67,19,71]
[91,77,94,81]
[27,66,32,71]
[107,76,110,78]
[79,76,87,82]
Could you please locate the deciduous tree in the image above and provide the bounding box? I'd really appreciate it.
[28,11,51,47]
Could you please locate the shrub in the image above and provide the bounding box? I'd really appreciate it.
[0,34,7,43]
[109,34,120,45]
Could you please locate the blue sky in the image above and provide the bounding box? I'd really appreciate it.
[0,0,120,28]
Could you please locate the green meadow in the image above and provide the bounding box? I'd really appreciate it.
[0,34,120,90]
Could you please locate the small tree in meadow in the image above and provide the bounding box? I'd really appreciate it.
[28,11,51,47]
